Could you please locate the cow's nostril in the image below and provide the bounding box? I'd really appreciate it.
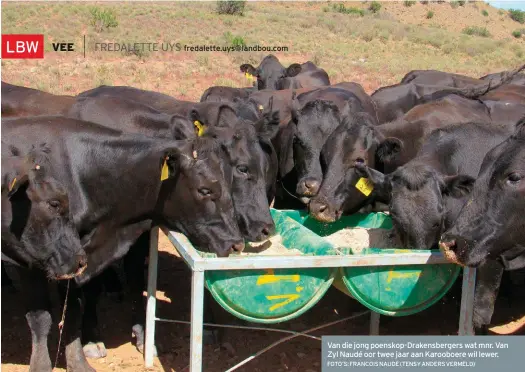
[78,255,88,268]
[262,227,270,236]
[232,242,245,253]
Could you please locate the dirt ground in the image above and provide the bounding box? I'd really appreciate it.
[2,231,525,372]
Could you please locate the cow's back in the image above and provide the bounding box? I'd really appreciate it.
[1,82,75,118]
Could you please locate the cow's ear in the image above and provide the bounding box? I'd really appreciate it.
[354,163,385,186]
[240,64,257,77]
[354,163,391,202]
[256,97,280,142]
[170,115,197,140]
[443,175,476,198]
[376,137,403,163]
[276,122,296,178]
[2,166,29,199]
[285,63,302,77]
[189,109,209,136]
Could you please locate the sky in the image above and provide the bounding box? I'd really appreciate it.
[487,1,525,10]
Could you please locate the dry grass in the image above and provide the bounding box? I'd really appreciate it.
[1,1,524,100]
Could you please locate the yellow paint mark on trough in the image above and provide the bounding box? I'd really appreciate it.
[386,270,421,284]
[256,269,300,286]
[266,294,301,311]
[296,286,304,292]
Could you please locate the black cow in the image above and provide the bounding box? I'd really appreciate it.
[1,81,75,118]
[355,123,514,249]
[239,55,330,91]
[307,94,505,222]
[440,123,525,334]
[290,84,378,200]
[2,116,243,371]
[400,69,483,88]
[371,63,524,123]
[78,85,245,130]
[68,95,280,356]
[480,83,525,105]
[68,95,279,241]
[1,143,88,372]
[480,70,525,87]
[2,143,87,280]
[200,86,255,103]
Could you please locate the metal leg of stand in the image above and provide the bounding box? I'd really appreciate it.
[190,270,205,372]
[370,312,380,335]
[459,266,476,335]
[145,227,159,367]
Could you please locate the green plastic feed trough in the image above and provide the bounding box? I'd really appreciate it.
[202,209,337,324]
[282,210,461,317]
[199,209,460,323]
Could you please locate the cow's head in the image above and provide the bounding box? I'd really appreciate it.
[356,162,475,249]
[158,137,244,257]
[440,125,525,269]
[308,112,379,222]
[1,144,87,279]
[240,55,302,90]
[290,99,343,200]
[203,101,281,242]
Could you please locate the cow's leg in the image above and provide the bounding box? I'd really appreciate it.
[123,231,152,354]
[81,275,107,359]
[59,282,95,372]
[19,268,53,372]
[473,260,504,335]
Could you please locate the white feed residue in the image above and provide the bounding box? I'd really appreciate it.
[241,234,303,256]
[324,227,401,253]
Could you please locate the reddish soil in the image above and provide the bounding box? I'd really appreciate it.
[2,237,524,372]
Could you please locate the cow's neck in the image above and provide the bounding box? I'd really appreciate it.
[69,135,171,234]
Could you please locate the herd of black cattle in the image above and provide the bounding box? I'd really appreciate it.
[2,54,525,371]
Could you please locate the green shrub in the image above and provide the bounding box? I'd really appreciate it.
[457,0,466,6]
[450,1,459,9]
[509,9,525,24]
[369,1,382,13]
[482,10,489,17]
[224,31,246,46]
[216,0,246,16]
[462,26,491,37]
[231,36,245,47]
[426,10,434,19]
[420,1,429,4]
[404,1,416,7]
[89,7,118,32]
[512,29,522,38]
[332,3,365,16]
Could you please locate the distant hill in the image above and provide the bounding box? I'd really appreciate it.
[2,1,524,99]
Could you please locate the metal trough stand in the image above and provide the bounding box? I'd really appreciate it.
[144,226,476,371]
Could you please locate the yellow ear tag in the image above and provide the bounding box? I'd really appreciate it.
[355,177,374,196]
[8,177,17,192]
[258,105,264,112]
[194,120,205,137]
[160,157,169,181]
[245,72,254,81]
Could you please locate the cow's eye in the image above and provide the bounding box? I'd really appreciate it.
[237,165,248,174]
[198,188,212,196]
[507,172,522,186]
[48,200,61,209]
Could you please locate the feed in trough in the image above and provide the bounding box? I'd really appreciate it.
[242,234,303,256]
[324,227,401,253]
